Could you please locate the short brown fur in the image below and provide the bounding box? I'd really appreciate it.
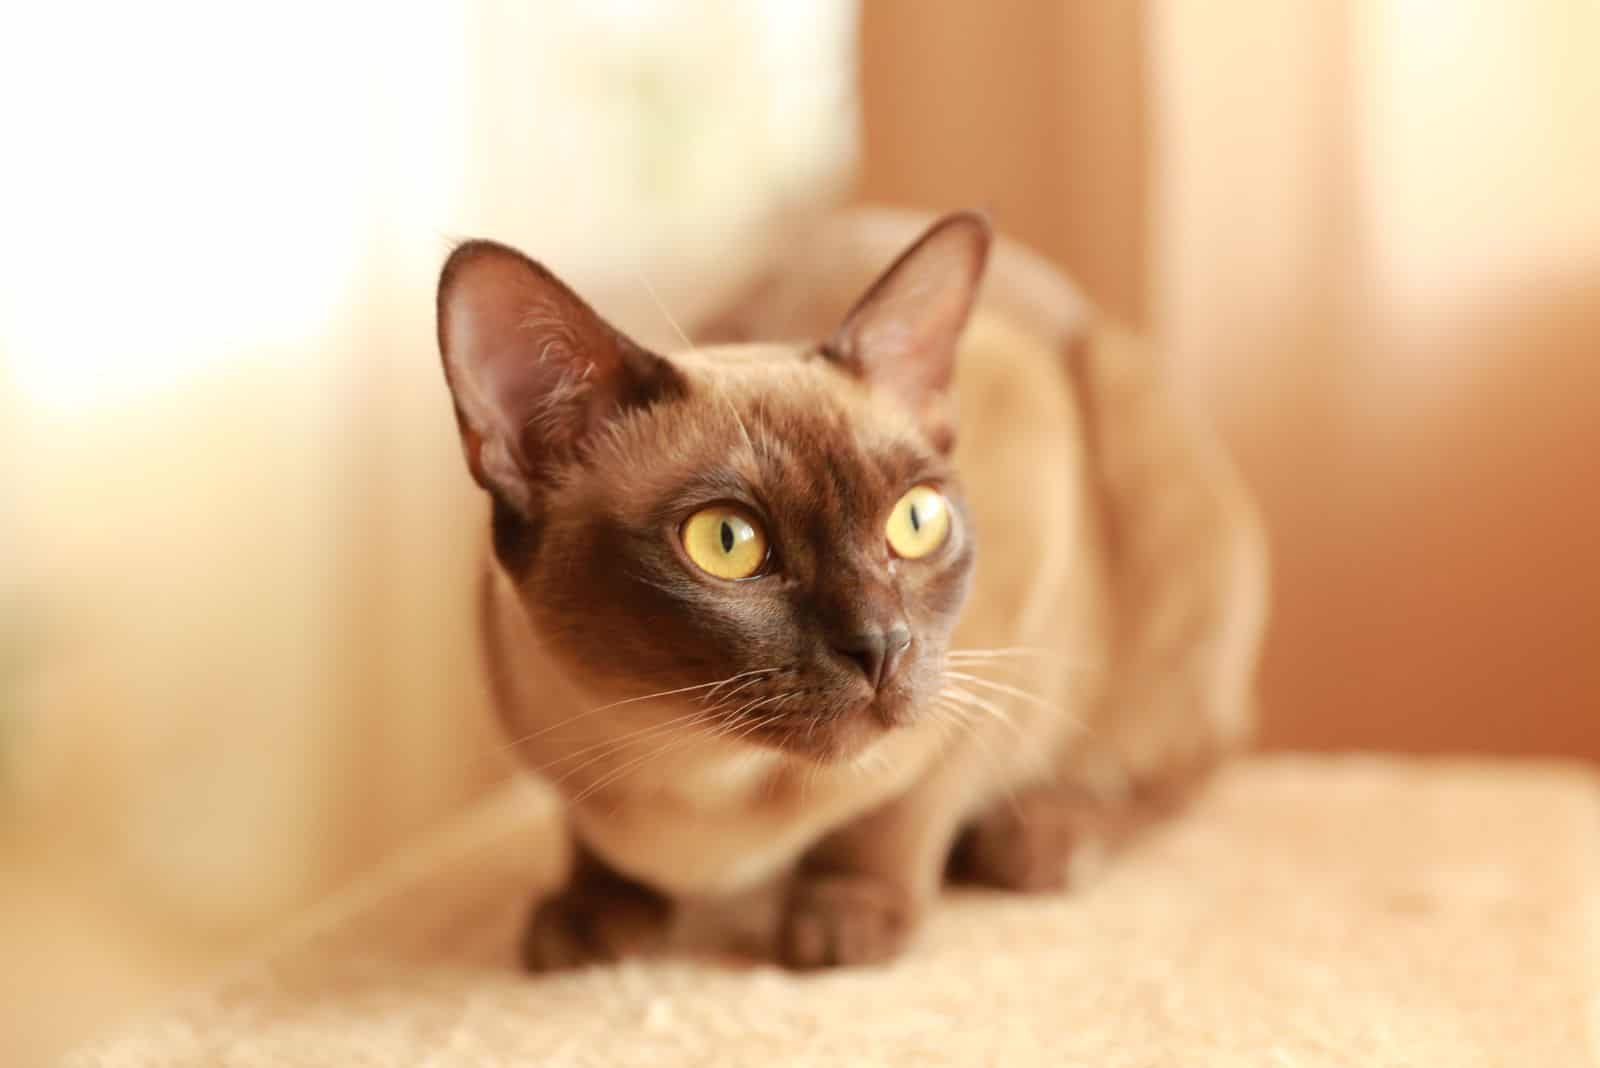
[439,208,1267,970]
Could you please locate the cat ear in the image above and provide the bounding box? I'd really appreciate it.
[824,211,992,450]
[437,240,685,516]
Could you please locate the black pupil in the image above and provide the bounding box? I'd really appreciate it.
[909,503,922,532]
[720,521,735,553]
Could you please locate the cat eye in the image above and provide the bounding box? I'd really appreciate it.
[886,485,951,559]
[681,504,768,580]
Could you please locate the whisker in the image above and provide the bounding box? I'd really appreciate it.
[703,668,784,706]
[498,668,776,751]
[726,699,786,743]
[533,711,697,773]
[945,648,1107,684]
[703,690,792,751]
[940,685,1020,728]
[568,727,705,807]
[929,699,985,742]
[939,685,1009,720]
[940,685,1020,726]
[938,700,1024,818]
[732,693,790,716]
[635,267,695,351]
[732,693,779,717]
[538,709,709,787]
[555,685,798,797]
[569,689,789,807]
[723,391,756,457]
[700,675,769,714]
[943,670,1065,716]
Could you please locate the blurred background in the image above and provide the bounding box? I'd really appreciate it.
[2,0,1596,1060]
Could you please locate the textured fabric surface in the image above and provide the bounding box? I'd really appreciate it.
[68,757,1600,1066]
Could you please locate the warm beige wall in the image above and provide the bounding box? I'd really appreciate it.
[857,0,1149,325]
[0,8,860,1061]
[858,1,1600,759]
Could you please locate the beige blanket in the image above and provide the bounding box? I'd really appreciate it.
[68,757,1600,1066]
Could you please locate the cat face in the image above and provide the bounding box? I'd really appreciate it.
[440,214,991,761]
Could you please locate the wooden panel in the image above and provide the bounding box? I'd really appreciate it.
[859,2,1600,759]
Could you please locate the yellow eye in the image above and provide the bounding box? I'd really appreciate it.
[681,505,768,580]
[886,485,951,559]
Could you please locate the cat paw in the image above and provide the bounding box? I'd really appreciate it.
[520,879,672,972]
[950,785,1106,893]
[780,873,916,970]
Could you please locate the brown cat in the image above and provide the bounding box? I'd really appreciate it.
[437,208,1267,970]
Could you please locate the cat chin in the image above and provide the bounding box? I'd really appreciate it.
[743,699,914,766]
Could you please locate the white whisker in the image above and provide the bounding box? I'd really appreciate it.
[943,670,1064,716]
[724,391,756,457]
[500,668,777,751]
[568,727,704,807]
[540,709,708,788]
[946,646,1056,660]
[635,267,695,352]
[939,687,1021,738]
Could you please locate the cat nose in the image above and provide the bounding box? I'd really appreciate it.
[831,622,912,691]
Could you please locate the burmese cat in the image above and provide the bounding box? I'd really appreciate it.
[437,209,1266,970]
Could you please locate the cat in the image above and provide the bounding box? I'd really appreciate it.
[437,208,1267,970]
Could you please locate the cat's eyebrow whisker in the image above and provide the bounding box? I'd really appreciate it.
[635,267,696,352]
[723,391,756,457]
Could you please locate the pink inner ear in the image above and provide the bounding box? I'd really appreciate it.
[829,212,992,423]
[437,240,639,512]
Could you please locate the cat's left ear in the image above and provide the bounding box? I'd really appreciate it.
[824,211,991,451]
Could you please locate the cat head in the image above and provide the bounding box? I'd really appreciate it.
[438,213,990,762]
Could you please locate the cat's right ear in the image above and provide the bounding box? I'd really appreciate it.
[437,241,685,517]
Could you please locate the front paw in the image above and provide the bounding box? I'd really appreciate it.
[949,785,1106,892]
[780,873,917,970]
[520,879,671,972]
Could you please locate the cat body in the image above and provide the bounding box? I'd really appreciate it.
[442,209,1266,967]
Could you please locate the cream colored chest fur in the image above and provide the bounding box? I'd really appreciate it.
[570,728,945,896]
[489,312,1108,897]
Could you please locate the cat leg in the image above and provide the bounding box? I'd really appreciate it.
[521,839,673,972]
[948,761,1209,893]
[780,756,978,970]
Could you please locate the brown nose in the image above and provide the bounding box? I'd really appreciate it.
[831,623,912,691]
